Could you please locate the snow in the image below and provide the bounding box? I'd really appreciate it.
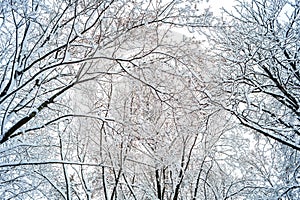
[64,51,71,62]
[31,107,39,115]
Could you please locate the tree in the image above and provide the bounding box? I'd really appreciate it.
[69,29,234,199]
[216,125,300,199]
[206,0,300,198]
[212,0,300,151]
[0,0,225,199]
[0,0,208,145]
[4,0,297,199]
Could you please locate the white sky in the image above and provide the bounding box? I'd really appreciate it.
[172,0,238,37]
[203,0,237,14]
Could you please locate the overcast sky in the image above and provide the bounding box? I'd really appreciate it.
[172,0,238,37]
[204,0,237,14]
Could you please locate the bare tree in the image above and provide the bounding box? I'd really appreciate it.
[0,0,209,145]
[0,0,222,199]
[3,0,293,199]
[67,27,260,199]
[211,0,300,151]
[205,0,300,198]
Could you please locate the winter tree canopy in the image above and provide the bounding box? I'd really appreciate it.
[0,0,300,199]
